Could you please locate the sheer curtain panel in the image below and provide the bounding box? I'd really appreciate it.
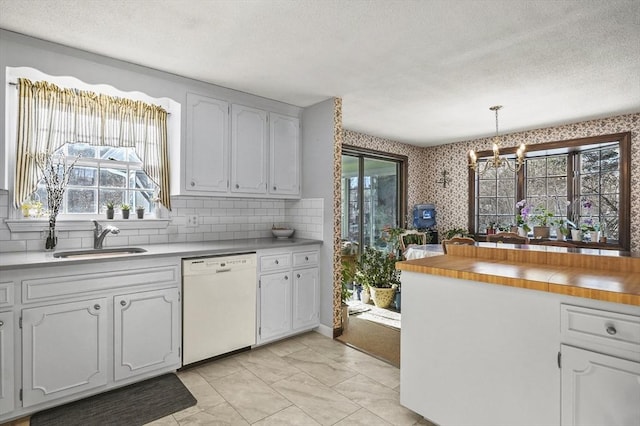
[14,78,171,210]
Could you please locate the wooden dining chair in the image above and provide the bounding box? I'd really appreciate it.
[399,230,428,252]
[487,232,529,244]
[441,237,476,254]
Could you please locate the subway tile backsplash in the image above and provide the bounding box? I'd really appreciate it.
[0,190,324,253]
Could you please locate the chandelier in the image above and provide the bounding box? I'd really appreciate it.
[469,105,526,174]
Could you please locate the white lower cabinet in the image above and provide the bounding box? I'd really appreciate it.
[292,268,319,330]
[257,247,320,345]
[1,257,182,423]
[561,344,640,426]
[114,288,181,381]
[0,312,14,415]
[22,298,108,407]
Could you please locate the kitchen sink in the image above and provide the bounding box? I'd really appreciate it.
[53,247,147,258]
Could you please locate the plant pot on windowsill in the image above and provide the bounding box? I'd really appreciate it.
[533,226,550,239]
[106,208,114,220]
[136,207,145,219]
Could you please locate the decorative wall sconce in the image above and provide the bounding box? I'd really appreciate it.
[436,170,452,188]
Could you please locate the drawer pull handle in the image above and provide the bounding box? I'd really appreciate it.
[120,300,127,307]
[297,274,301,278]
[284,275,288,280]
[606,325,617,335]
[305,256,309,261]
[275,260,279,265]
[94,304,101,310]
[0,320,3,327]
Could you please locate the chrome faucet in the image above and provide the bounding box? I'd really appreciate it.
[93,220,120,249]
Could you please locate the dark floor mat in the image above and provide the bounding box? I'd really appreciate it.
[30,373,196,426]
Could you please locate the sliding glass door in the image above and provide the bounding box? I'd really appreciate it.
[341,148,405,253]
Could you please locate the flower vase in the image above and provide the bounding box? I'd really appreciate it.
[571,229,582,242]
[517,227,528,237]
[45,225,57,251]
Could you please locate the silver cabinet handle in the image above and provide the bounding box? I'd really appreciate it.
[606,325,617,335]
[235,184,240,189]
[284,275,288,280]
[190,181,195,187]
[275,260,279,265]
[297,274,301,278]
[94,304,101,310]
[120,300,127,306]
[305,256,309,261]
[0,320,3,327]
[273,186,277,190]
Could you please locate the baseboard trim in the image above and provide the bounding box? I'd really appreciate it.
[314,323,334,338]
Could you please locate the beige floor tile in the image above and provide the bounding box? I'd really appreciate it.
[333,374,421,426]
[194,356,245,382]
[271,372,359,425]
[235,346,303,384]
[264,335,309,357]
[177,370,226,409]
[171,405,204,422]
[333,407,392,425]
[252,406,322,425]
[295,332,353,360]
[178,402,250,426]
[207,368,292,423]
[335,349,401,389]
[144,414,180,425]
[284,347,358,386]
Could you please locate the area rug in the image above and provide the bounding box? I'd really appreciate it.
[347,300,401,329]
[30,373,196,426]
[337,316,400,367]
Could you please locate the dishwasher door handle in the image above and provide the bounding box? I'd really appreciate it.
[215,267,232,273]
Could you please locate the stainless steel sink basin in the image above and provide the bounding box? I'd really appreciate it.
[53,247,147,258]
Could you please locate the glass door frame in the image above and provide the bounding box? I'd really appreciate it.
[342,144,408,252]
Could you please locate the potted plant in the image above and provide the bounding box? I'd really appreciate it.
[136,205,145,219]
[105,201,115,219]
[355,247,401,309]
[515,199,532,236]
[531,204,553,238]
[444,227,470,240]
[121,204,130,219]
[341,257,356,331]
[486,222,497,235]
[552,217,570,241]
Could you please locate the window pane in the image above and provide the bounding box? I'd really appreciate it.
[527,178,546,196]
[527,158,547,177]
[100,168,127,188]
[69,166,97,186]
[497,179,515,197]
[130,170,154,189]
[67,189,96,213]
[68,143,96,158]
[580,174,599,195]
[497,198,513,215]
[133,190,153,211]
[479,181,496,196]
[479,198,496,215]
[547,156,567,175]
[100,189,125,209]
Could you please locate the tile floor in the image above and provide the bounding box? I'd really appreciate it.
[147,331,434,426]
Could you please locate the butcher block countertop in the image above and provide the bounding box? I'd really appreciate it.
[397,243,640,306]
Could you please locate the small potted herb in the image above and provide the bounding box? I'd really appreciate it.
[136,206,145,219]
[106,201,115,219]
[121,204,130,219]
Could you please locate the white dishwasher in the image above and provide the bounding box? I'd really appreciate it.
[182,253,257,366]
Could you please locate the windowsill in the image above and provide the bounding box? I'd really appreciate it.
[5,218,171,232]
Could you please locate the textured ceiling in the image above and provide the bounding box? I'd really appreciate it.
[0,0,638,146]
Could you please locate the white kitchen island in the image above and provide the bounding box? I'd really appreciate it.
[398,244,640,426]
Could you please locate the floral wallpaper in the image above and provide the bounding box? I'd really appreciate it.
[344,112,640,253]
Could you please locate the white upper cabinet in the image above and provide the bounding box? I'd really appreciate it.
[269,113,300,196]
[230,104,268,194]
[175,92,301,199]
[184,93,229,194]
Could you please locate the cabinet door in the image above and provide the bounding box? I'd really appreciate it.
[269,113,300,196]
[186,93,229,193]
[259,272,292,342]
[230,104,268,194]
[561,344,640,426]
[22,298,108,407]
[114,288,180,381]
[0,312,14,415]
[292,268,319,331]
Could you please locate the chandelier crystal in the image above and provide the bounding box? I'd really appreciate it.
[469,105,526,174]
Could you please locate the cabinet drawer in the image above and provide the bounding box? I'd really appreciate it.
[293,251,319,267]
[561,304,640,354]
[260,253,291,272]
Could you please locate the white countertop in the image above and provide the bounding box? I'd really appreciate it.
[0,237,323,270]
